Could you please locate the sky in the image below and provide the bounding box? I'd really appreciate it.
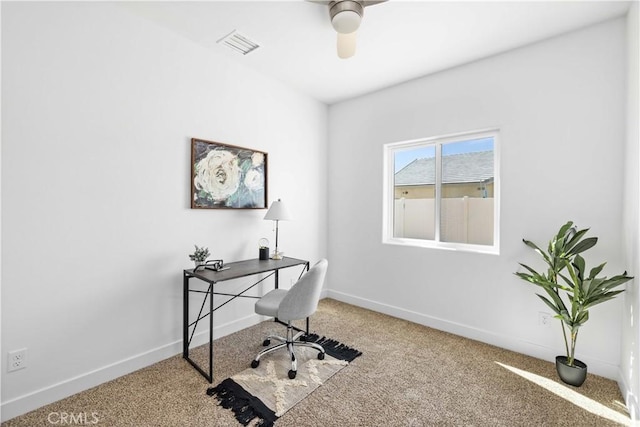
[394,136,494,172]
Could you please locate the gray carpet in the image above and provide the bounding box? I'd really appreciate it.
[2,299,630,426]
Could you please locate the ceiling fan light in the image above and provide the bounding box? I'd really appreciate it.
[337,32,357,59]
[331,10,362,34]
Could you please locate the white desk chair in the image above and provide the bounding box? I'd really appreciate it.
[251,259,328,379]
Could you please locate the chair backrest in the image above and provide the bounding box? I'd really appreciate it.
[277,259,328,321]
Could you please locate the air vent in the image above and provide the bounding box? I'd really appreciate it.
[217,30,260,56]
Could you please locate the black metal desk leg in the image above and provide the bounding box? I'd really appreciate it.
[183,273,189,358]
[209,283,214,383]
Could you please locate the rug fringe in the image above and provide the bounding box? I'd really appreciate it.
[207,378,277,427]
[304,334,362,362]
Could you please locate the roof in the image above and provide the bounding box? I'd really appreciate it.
[395,150,494,186]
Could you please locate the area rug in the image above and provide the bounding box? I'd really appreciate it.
[207,334,362,427]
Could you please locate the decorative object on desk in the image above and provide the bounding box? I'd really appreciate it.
[197,259,228,272]
[207,334,361,427]
[191,138,268,209]
[264,199,291,260]
[188,245,210,267]
[515,221,633,387]
[259,238,270,261]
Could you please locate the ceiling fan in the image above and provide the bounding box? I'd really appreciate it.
[313,0,387,59]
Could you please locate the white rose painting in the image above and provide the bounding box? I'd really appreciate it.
[191,139,267,209]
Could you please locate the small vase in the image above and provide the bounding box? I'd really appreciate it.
[555,356,587,387]
[194,260,205,268]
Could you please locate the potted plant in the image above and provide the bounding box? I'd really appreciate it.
[515,221,633,386]
[188,245,210,267]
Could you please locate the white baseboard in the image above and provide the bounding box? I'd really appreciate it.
[325,290,621,380]
[1,313,263,422]
[618,370,640,423]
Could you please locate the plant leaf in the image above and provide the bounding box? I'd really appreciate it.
[584,290,625,308]
[573,254,586,280]
[558,221,574,235]
[564,228,588,252]
[559,309,573,326]
[537,294,562,315]
[568,237,598,256]
[522,239,551,265]
[556,272,575,291]
[588,262,607,280]
[602,274,634,291]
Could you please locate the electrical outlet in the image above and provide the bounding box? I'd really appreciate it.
[538,312,553,327]
[8,349,27,372]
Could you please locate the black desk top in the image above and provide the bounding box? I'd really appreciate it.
[185,257,309,284]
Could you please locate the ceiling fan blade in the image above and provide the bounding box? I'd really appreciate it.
[337,31,357,59]
[361,0,387,6]
[308,0,387,6]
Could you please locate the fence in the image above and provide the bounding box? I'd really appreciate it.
[394,197,494,245]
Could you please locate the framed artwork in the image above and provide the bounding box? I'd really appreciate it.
[191,138,268,209]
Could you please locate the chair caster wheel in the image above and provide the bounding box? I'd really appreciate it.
[318,352,325,360]
[288,370,297,379]
[262,339,270,346]
[251,360,259,369]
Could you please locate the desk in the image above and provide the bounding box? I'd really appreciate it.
[183,257,310,382]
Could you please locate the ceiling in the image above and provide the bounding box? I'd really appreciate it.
[121,1,631,105]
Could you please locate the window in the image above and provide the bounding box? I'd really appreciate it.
[383,129,499,254]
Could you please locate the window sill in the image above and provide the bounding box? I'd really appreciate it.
[383,237,499,255]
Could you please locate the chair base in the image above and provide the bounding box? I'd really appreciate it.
[252,325,325,379]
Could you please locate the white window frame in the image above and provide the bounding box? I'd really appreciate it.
[382,129,500,255]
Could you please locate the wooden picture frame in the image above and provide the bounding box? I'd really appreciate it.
[191,138,268,209]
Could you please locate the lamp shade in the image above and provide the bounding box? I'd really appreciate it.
[264,199,292,221]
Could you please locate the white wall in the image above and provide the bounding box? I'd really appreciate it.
[622,2,640,421]
[328,17,628,381]
[1,2,327,420]
[1,2,635,422]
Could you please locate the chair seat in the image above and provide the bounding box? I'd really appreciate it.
[255,289,288,317]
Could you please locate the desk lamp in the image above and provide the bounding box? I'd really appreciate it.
[263,199,291,260]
